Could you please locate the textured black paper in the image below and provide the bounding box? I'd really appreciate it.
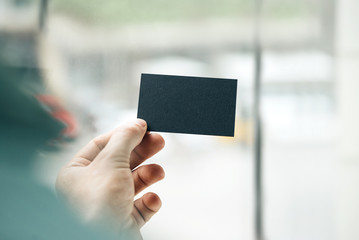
[137,73,237,137]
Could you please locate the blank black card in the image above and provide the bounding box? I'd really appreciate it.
[137,73,237,137]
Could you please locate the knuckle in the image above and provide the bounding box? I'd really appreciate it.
[125,124,142,136]
[137,169,149,187]
[114,123,143,140]
[91,137,105,151]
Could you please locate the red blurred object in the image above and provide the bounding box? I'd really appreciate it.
[36,94,78,139]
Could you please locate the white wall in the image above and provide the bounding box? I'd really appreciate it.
[335,0,359,239]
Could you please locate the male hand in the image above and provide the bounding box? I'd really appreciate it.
[56,119,165,239]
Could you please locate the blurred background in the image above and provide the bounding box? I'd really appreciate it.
[1,0,358,239]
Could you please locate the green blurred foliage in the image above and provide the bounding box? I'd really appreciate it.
[51,0,319,25]
[51,0,251,25]
[262,0,320,19]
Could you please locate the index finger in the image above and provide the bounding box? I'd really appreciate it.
[70,131,113,166]
[130,132,165,170]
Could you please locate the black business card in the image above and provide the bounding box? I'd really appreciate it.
[137,73,237,137]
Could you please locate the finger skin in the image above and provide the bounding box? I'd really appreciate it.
[57,118,166,238]
[69,119,165,169]
[70,131,113,166]
[132,164,165,195]
[133,193,162,228]
[69,118,149,167]
[94,119,147,168]
[130,133,165,170]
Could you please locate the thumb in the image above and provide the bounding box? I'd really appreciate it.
[95,119,147,168]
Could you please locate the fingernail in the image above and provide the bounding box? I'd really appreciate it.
[136,118,147,128]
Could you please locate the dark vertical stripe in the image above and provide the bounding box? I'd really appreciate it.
[253,0,263,240]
